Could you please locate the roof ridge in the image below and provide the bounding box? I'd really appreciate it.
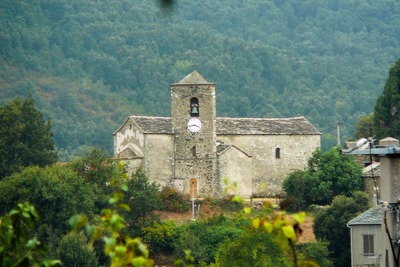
[217,116,306,121]
[130,115,170,119]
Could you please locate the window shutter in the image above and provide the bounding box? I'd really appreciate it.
[363,235,374,254]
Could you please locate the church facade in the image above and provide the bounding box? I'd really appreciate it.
[114,71,320,198]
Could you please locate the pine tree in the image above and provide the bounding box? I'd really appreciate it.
[0,96,58,179]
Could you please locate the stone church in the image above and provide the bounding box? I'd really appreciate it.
[114,71,320,198]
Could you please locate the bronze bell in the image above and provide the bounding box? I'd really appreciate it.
[191,104,199,115]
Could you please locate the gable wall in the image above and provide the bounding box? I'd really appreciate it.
[114,118,145,157]
[218,148,252,197]
[143,134,174,189]
[218,134,320,196]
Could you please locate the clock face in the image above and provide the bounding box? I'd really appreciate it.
[187,118,202,133]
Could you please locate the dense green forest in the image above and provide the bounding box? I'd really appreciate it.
[1,0,400,159]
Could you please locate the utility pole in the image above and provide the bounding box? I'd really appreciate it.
[191,185,195,220]
[336,121,341,146]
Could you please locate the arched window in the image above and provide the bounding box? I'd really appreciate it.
[190,178,198,198]
[275,148,281,159]
[190,97,199,117]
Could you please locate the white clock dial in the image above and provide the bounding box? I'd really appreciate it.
[187,118,202,133]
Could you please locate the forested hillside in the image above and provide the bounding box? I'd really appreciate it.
[1,0,400,159]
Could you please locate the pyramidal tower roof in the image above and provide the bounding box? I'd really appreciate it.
[176,71,213,85]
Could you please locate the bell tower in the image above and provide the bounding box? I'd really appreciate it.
[171,71,218,197]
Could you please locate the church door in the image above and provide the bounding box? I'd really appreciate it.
[190,178,198,198]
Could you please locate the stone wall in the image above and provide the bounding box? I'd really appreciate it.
[218,134,320,196]
[143,134,174,189]
[218,146,252,197]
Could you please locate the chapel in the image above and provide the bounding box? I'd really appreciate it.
[113,71,320,198]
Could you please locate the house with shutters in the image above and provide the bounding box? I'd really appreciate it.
[347,207,382,267]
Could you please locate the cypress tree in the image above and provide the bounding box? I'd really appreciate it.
[374,59,400,140]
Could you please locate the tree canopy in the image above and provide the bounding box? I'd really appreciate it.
[1,0,400,158]
[374,59,400,140]
[0,165,96,236]
[0,97,57,179]
[354,113,374,140]
[283,147,363,210]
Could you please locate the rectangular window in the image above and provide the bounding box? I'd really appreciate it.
[363,234,374,255]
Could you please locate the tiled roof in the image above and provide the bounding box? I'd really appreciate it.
[129,116,172,134]
[347,207,381,226]
[119,116,320,135]
[217,117,320,135]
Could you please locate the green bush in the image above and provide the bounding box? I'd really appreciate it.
[209,197,244,212]
[159,187,190,213]
[57,232,97,267]
[141,221,179,255]
[215,228,292,267]
[176,215,245,264]
[297,242,333,267]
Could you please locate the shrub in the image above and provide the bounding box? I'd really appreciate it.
[176,215,245,264]
[215,228,292,267]
[210,197,244,212]
[57,232,97,267]
[141,221,179,255]
[159,187,190,213]
[297,242,333,267]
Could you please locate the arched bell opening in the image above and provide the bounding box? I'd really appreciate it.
[190,97,199,117]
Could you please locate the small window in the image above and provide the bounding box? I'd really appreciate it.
[191,146,197,158]
[275,148,281,159]
[363,234,374,255]
[190,97,199,117]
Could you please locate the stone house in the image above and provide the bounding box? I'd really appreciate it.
[346,140,381,205]
[114,71,321,198]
